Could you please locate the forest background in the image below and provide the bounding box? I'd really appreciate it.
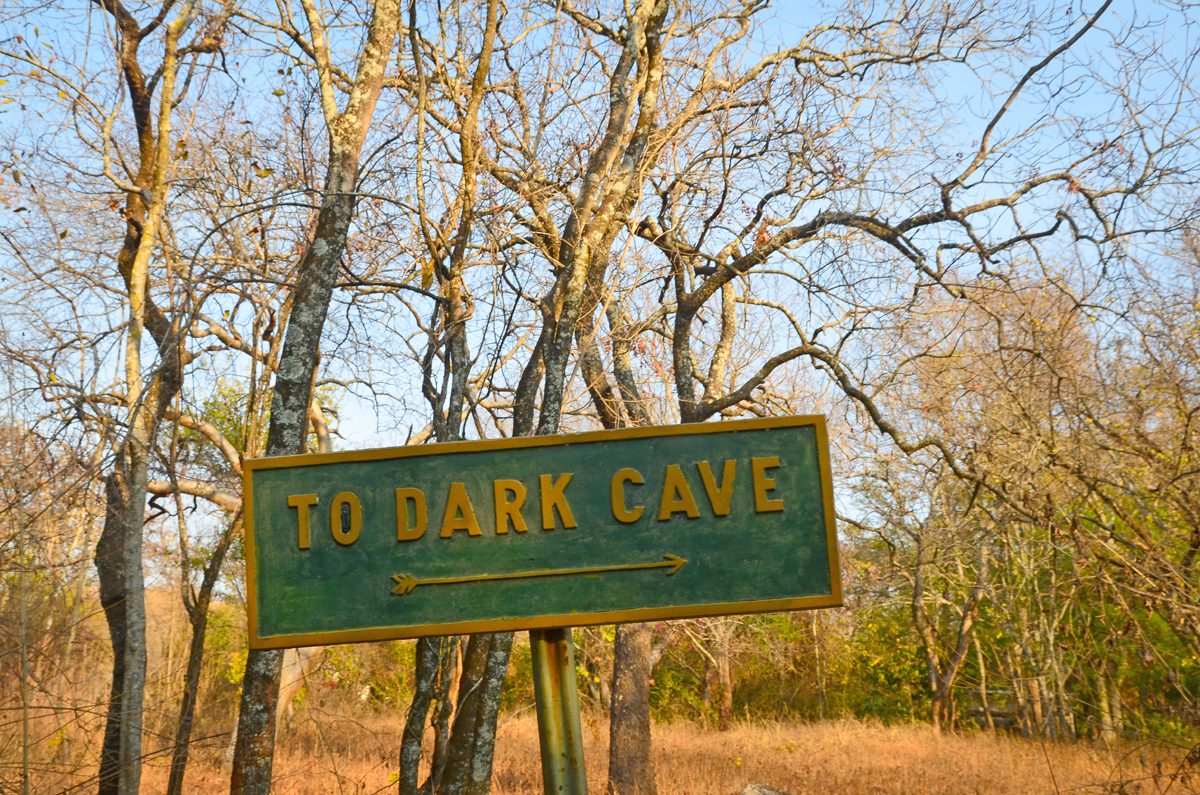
[1,0,1199,792]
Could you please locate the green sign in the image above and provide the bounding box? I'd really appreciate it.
[245,415,841,649]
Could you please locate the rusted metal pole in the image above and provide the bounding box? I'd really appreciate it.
[530,628,588,795]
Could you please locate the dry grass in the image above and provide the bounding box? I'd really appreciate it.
[492,717,1197,795]
[15,590,1194,793]
[130,714,1200,795]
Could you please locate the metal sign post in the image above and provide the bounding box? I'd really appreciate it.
[530,628,588,795]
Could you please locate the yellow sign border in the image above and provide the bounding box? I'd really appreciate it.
[244,415,842,649]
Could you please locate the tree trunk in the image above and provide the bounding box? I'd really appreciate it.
[715,644,733,732]
[228,3,400,791]
[400,0,514,783]
[911,537,987,734]
[165,507,240,795]
[229,649,284,793]
[1031,676,1047,738]
[166,604,209,795]
[1107,667,1123,738]
[428,643,458,794]
[275,647,326,730]
[1006,650,1031,738]
[400,637,455,795]
[1096,669,1115,744]
[931,682,951,734]
[230,198,348,791]
[608,623,657,795]
[434,632,515,795]
[974,637,994,731]
[94,5,198,791]
[813,614,827,721]
[1049,649,1075,740]
[96,452,149,795]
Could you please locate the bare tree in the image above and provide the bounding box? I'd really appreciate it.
[226,0,403,792]
[1,1,236,789]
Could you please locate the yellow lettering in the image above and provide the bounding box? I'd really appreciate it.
[494,479,528,534]
[698,460,736,516]
[540,473,576,530]
[752,456,784,513]
[658,464,700,521]
[395,488,427,541]
[330,492,362,546]
[611,468,645,523]
[288,494,318,549]
[441,482,482,537]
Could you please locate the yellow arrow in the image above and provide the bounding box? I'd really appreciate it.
[391,554,687,596]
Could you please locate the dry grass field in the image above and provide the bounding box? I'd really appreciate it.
[124,714,1199,795]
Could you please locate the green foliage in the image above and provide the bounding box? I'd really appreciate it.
[840,606,926,722]
[369,641,416,706]
[308,641,417,709]
[202,602,248,717]
[649,652,709,724]
[652,608,928,726]
[179,379,257,483]
[179,378,344,484]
